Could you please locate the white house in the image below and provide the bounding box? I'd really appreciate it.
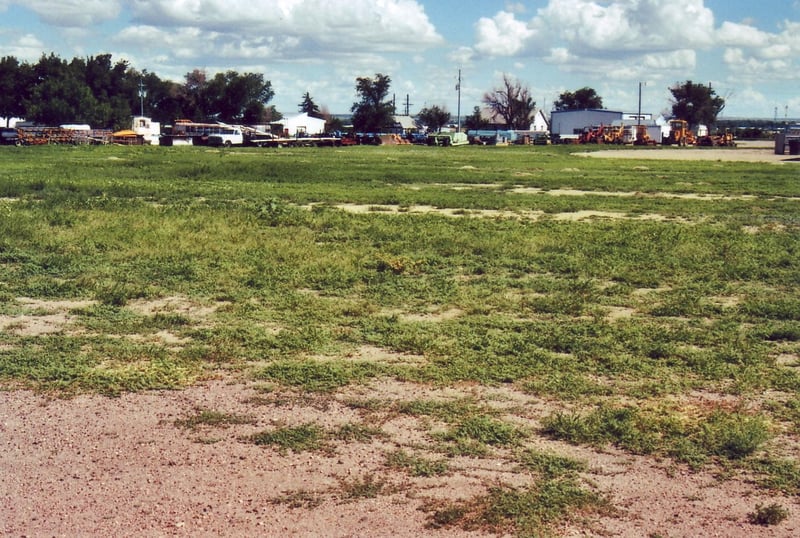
[528,109,549,133]
[281,113,326,137]
[131,116,161,145]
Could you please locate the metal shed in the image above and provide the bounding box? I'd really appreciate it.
[550,109,623,142]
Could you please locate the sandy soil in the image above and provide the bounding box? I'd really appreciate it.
[3,378,799,537]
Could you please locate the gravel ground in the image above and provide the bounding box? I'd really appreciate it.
[577,140,800,163]
[3,379,800,537]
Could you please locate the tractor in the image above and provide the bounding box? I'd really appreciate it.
[663,119,696,146]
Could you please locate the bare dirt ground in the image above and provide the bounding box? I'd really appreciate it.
[3,378,800,537]
[577,140,800,164]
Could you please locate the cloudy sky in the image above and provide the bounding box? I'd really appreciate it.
[1,0,798,119]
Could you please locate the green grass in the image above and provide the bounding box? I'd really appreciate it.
[2,144,799,534]
[247,423,326,453]
[339,473,388,500]
[541,404,770,467]
[427,479,611,536]
[385,449,449,477]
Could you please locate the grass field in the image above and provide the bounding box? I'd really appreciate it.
[1,143,799,535]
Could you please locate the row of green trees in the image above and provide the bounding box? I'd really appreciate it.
[0,53,278,129]
[0,52,726,133]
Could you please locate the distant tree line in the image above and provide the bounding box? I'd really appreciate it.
[0,53,277,129]
[0,52,729,134]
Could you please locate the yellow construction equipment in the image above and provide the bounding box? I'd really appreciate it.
[632,124,657,146]
[697,129,736,147]
[663,119,696,146]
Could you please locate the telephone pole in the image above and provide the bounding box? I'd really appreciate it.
[138,78,146,116]
[637,82,645,126]
[456,69,462,131]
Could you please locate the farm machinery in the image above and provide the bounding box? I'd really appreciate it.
[578,124,624,144]
[631,124,657,146]
[662,119,696,146]
[697,129,736,147]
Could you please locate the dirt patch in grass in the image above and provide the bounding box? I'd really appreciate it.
[309,203,680,223]
[2,378,799,537]
[127,295,222,319]
[0,298,96,336]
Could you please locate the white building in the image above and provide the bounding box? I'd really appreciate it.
[528,109,550,133]
[132,116,161,145]
[1,117,23,128]
[281,113,326,137]
[550,109,623,140]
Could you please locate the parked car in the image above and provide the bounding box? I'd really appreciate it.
[0,127,21,146]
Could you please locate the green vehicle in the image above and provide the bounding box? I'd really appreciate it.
[426,131,469,146]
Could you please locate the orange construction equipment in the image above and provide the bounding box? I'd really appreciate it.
[579,124,622,144]
[663,119,696,146]
[632,124,657,146]
[697,129,736,147]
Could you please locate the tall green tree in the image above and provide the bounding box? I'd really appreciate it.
[208,71,274,123]
[179,69,211,121]
[482,74,535,129]
[26,53,99,125]
[81,54,136,128]
[0,56,29,125]
[417,105,450,132]
[136,70,184,124]
[298,92,321,117]
[179,69,274,123]
[669,80,725,128]
[553,87,603,111]
[351,73,394,132]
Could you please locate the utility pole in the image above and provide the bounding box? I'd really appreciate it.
[456,69,462,132]
[138,78,146,117]
[637,82,643,127]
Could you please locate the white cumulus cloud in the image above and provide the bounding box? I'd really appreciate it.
[474,11,536,56]
[17,0,122,27]
[128,0,442,57]
[716,22,769,47]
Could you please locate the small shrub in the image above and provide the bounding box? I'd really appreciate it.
[386,449,449,477]
[256,197,304,226]
[449,415,525,446]
[426,480,610,535]
[95,282,134,307]
[519,449,587,479]
[396,398,484,423]
[700,411,770,460]
[340,473,387,500]
[747,502,789,526]
[248,422,326,453]
[333,422,385,442]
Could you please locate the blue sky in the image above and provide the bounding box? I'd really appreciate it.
[0,0,798,120]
